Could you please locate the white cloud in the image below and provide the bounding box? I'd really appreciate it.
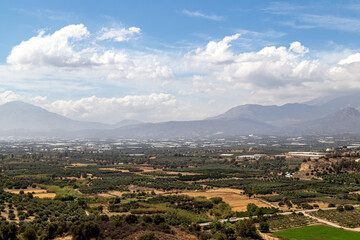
[7,24,91,68]
[0,91,179,123]
[45,93,176,122]
[182,9,224,21]
[0,91,47,105]
[97,27,141,42]
[338,53,360,65]
[6,24,172,83]
[178,34,360,106]
[185,33,240,67]
[5,26,360,122]
[289,41,309,55]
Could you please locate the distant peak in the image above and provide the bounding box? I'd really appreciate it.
[337,107,360,116]
[1,101,42,110]
[2,101,33,106]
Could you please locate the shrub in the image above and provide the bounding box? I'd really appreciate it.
[344,205,354,211]
[337,206,344,212]
[23,227,36,240]
[235,219,258,239]
[259,222,270,233]
[139,232,158,240]
[210,197,223,204]
[125,214,138,224]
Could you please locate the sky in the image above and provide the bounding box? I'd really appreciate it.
[1,0,360,123]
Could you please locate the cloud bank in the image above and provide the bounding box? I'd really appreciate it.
[3,24,360,122]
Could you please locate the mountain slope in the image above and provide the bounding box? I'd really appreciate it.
[104,117,276,138]
[284,107,360,135]
[210,103,331,126]
[0,101,110,131]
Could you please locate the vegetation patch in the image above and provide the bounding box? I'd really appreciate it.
[273,225,360,240]
[310,208,360,228]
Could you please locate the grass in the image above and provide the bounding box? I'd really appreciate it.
[154,203,211,223]
[42,185,82,198]
[273,225,360,240]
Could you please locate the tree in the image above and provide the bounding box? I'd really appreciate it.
[125,214,138,224]
[235,219,258,238]
[259,222,270,233]
[71,222,100,240]
[210,197,223,204]
[0,223,18,240]
[247,203,258,215]
[23,227,37,240]
[337,206,344,212]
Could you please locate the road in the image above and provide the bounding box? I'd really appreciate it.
[199,205,360,228]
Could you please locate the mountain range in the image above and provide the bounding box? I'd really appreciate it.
[1,93,360,138]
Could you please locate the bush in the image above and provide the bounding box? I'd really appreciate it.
[328,203,335,207]
[210,197,223,204]
[337,206,344,212]
[23,227,37,240]
[344,205,354,211]
[235,219,258,238]
[125,214,138,224]
[139,232,158,240]
[259,222,269,233]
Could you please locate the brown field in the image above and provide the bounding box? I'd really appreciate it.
[5,188,47,194]
[98,166,200,176]
[178,188,270,211]
[350,191,360,194]
[137,167,200,176]
[99,168,130,173]
[96,185,168,198]
[70,163,96,167]
[308,201,329,208]
[33,193,56,199]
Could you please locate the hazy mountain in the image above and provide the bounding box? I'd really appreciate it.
[0,101,110,131]
[3,93,360,139]
[108,118,276,138]
[284,107,360,135]
[320,93,360,112]
[210,103,331,126]
[112,119,143,128]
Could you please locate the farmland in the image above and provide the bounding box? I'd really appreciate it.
[273,225,360,240]
[1,138,360,239]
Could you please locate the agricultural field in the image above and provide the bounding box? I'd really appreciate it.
[310,208,360,228]
[178,188,270,211]
[267,213,317,231]
[0,141,360,239]
[273,225,360,240]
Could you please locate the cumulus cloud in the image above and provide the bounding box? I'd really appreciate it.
[0,91,179,123]
[7,24,91,68]
[185,33,240,67]
[0,91,47,105]
[184,34,318,90]
[45,93,176,122]
[6,24,172,82]
[6,26,360,121]
[97,27,141,42]
[178,33,360,106]
[338,53,360,65]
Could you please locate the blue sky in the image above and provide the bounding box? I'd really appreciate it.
[1,0,360,123]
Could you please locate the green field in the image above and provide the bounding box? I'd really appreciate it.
[273,225,360,240]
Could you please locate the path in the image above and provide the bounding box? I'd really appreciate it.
[302,211,360,232]
[199,205,360,227]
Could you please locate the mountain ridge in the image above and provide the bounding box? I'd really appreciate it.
[2,93,360,138]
